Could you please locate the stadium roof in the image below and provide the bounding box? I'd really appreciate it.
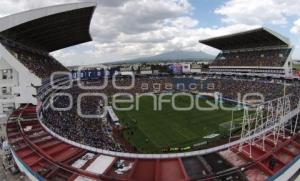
[199,27,290,51]
[0,2,96,52]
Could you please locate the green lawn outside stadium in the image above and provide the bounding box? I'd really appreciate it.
[115,95,244,153]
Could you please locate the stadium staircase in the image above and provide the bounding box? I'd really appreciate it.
[231,133,300,179]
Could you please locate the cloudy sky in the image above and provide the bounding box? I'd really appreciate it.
[0,0,300,66]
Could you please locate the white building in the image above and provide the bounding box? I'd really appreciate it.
[0,57,16,114]
[140,66,153,75]
[181,63,191,73]
[190,64,202,73]
[120,66,134,75]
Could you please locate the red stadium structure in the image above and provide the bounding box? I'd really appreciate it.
[1,2,300,181]
[6,103,300,180]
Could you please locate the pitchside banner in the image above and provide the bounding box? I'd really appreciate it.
[169,64,183,74]
[71,69,119,79]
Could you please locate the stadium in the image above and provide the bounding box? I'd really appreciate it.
[0,2,300,181]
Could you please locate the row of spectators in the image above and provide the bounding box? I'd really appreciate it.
[43,87,124,152]
[41,76,300,152]
[0,36,67,79]
[212,49,291,67]
[202,78,286,101]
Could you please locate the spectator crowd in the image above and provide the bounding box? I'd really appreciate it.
[211,49,291,67]
[40,75,300,152]
[0,36,68,79]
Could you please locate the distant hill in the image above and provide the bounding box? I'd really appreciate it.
[108,50,215,64]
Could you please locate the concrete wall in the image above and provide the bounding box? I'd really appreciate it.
[0,44,41,114]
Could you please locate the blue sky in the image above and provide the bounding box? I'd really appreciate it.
[190,0,222,27]
[0,0,299,65]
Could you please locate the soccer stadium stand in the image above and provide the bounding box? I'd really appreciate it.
[212,49,291,67]
[0,2,95,114]
[36,76,299,154]
[0,35,68,78]
[6,83,300,180]
[200,27,294,76]
[1,3,300,181]
[42,86,125,152]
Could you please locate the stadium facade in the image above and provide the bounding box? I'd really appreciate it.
[1,2,300,181]
[0,2,96,115]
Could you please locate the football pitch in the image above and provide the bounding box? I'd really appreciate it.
[115,95,244,153]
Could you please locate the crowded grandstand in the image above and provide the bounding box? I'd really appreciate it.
[0,2,300,181]
[201,28,294,75]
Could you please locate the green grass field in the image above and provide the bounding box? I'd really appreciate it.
[294,64,300,71]
[115,95,244,153]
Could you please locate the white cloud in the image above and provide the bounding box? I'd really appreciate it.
[215,0,300,25]
[165,16,199,29]
[0,0,264,65]
[291,19,300,59]
[0,0,73,17]
[65,0,257,65]
[90,0,193,39]
[291,19,300,35]
[293,46,300,59]
[214,0,300,60]
[57,23,258,65]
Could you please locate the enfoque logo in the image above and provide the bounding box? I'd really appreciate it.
[49,70,265,118]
